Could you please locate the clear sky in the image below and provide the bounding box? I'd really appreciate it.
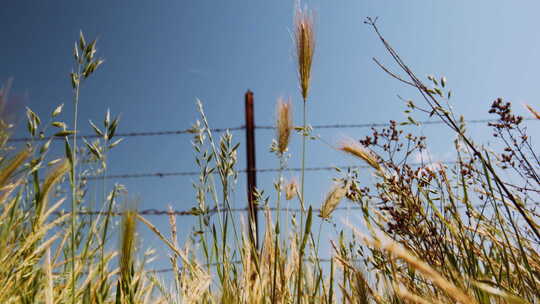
[2,1,540,271]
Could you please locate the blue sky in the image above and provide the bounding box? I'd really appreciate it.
[2,1,540,271]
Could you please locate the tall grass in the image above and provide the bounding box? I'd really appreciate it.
[294,6,316,303]
[0,10,538,304]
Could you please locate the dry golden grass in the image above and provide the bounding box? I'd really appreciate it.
[276,97,293,154]
[338,138,382,171]
[319,182,349,220]
[285,178,298,201]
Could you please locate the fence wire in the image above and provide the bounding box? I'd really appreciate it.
[84,162,459,180]
[10,117,535,142]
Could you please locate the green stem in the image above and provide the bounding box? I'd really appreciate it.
[98,143,112,286]
[70,70,80,304]
[272,157,285,303]
[301,99,307,216]
[297,98,307,304]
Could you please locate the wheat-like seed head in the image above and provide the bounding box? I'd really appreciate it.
[339,139,382,171]
[294,5,315,101]
[285,178,298,200]
[319,182,348,219]
[120,208,137,284]
[276,98,293,154]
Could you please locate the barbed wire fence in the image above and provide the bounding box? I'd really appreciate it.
[29,115,538,219]
[13,110,538,273]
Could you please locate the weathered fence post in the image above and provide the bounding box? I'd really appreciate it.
[244,90,259,249]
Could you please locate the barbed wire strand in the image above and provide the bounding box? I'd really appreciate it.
[55,206,358,217]
[7,126,245,143]
[57,200,502,218]
[256,117,536,130]
[53,258,347,275]
[147,258,344,274]
[82,162,459,181]
[9,117,536,142]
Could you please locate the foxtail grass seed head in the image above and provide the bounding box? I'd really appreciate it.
[276,98,293,154]
[525,104,540,120]
[294,5,315,101]
[120,208,137,283]
[285,178,298,200]
[319,183,348,219]
[339,139,381,171]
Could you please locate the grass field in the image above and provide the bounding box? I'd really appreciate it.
[0,8,539,304]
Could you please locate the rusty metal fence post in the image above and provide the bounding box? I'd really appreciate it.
[244,90,259,249]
